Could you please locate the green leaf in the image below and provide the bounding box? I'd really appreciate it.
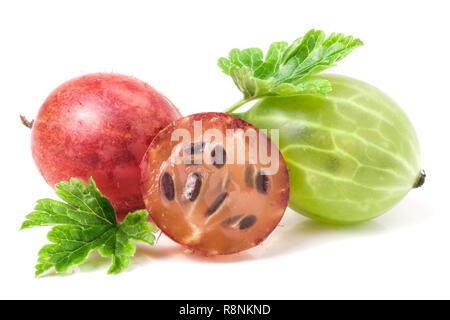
[121,210,157,245]
[21,177,157,276]
[219,29,363,110]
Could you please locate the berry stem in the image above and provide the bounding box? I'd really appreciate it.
[223,97,256,114]
[20,115,34,129]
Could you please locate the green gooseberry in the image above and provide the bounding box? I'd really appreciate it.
[233,74,424,223]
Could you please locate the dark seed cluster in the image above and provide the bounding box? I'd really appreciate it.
[206,192,228,217]
[220,214,257,230]
[161,172,175,200]
[220,215,243,227]
[244,167,271,194]
[184,142,228,168]
[160,142,266,231]
[185,141,206,155]
[255,171,270,194]
[211,145,226,169]
[184,141,206,165]
[244,166,254,188]
[239,215,257,230]
[183,173,202,201]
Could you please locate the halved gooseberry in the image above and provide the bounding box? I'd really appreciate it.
[140,112,290,255]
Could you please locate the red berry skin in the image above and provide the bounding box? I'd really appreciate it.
[31,73,181,214]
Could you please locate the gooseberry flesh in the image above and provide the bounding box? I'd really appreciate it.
[140,112,290,255]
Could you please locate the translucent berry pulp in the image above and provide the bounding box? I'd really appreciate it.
[140,112,290,255]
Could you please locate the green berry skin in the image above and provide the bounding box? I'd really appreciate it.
[234,74,422,224]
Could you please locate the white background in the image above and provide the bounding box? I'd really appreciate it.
[0,0,449,299]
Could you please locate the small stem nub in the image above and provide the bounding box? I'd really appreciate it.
[414,170,426,188]
[20,115,34,129]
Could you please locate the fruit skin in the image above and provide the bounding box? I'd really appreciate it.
[234,74,422,224]
[31,73,181,214]
[140,112,290,255]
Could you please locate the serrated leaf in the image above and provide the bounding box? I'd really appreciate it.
[98,228,136,275]
[121,210,157,245]
[274,30,363,86]
[218,57,231,74]
[253,42,288,79]
[21,177,157,276]
[36,225,114,276]
[55,177,116,225]
[218,29,363,103]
